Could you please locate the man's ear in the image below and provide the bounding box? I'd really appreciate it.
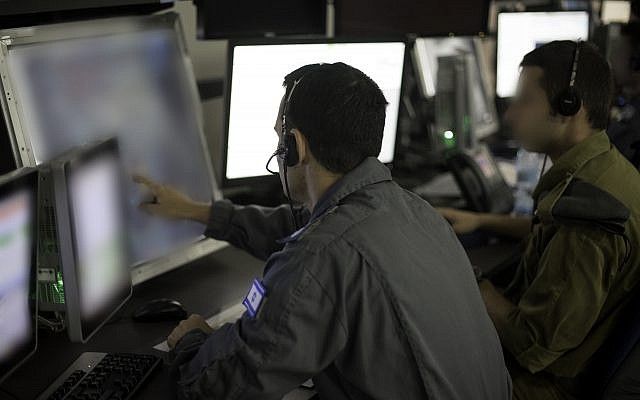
[291,128,308,166]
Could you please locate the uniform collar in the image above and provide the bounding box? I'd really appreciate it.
[533,131,611,201]
[280,157,392,243]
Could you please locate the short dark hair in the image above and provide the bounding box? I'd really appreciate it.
[520,40,614,130]
[282,62,388,174]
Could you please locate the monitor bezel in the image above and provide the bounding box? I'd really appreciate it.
[495,10,591,99]
[0,12,227,285]
[0,167,39,383]
[51,138,133,343]
[222,36,408,188]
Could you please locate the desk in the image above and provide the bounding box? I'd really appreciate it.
[2,246,265,400]
[1,238,516,400]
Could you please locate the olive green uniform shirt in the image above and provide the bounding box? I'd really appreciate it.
[501,132,640,398]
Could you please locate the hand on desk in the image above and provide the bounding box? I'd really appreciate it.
[167,314,214,349]
[133,175,211,224]
[438,207,533,239]
[437,207,482,234]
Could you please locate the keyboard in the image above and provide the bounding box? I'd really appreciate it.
[37,352,161,400]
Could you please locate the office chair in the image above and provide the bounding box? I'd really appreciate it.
[579,283,640,400]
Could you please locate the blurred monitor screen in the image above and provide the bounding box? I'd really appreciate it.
[1,15,215,268]
[601,1,631,24]
[53,140,132,342]
[0,169,37,382]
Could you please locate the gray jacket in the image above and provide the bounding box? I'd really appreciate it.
[171,157,511,400]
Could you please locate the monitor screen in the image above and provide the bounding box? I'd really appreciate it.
[2,16,215,267]
[414,37,498,140]
[0,169,37,382]
[225,41,406,182]
[497,11,590,98]
[56,140,132,342]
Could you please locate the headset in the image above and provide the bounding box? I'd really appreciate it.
[262,74,306,231]
[556,40,583,117]
[531,40,583,221]
[280,77,302,167]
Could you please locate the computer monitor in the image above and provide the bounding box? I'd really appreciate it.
[0,168,38,383]
[50,139,132,343]
[413,37,499,142]
[0,13,223,283]
[224,39,406,185]
[601,1,631,24]
[496,11,590,98]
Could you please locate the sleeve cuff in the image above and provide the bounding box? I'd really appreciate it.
[204,200,235,240]
[500,308,560,374]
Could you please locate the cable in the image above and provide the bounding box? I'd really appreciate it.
[282,163,299,231]
[530,154,549,232]
[538,155,549,184]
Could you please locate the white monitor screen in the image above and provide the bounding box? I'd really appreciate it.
[601,1,631,24]
[0,177,36,379]
[67,152,131,339]
[4,24,214,266]
[497,11,589,98]
[225,41,406,181]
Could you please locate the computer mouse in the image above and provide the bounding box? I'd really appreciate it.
[132,298,188,323]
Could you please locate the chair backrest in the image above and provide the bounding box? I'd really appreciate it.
[579,285,640,399]
[602,339,640,400]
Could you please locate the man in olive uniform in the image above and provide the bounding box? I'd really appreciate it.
[440,41,640,399]
[136,63,512,399]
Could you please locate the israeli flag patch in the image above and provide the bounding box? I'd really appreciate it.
[243,279,266,318]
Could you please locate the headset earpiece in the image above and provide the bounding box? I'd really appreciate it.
[557,86,582,116]
[556,41,582,117]
[284,132,299,167]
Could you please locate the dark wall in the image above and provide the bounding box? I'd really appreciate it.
[195,0,326,39]
[335,0,490,37]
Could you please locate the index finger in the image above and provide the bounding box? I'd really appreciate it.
[133,174,160,191]
[436,207,454,218]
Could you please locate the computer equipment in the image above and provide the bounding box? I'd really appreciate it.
[48,138,132,343]
[194,0,327,39]
[411,37,499,147]
[132,298,188,322]
[447,144,515,214]
[496,11,590,98]
[434,54,472,151]
[334,0,490,36]
[0,167,38,384]
[0,13,224,284]
[37,352,161,400]
[223,39,406,185]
